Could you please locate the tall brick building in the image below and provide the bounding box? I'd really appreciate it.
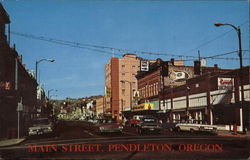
[104,54,140,119]
[0,3,37,138]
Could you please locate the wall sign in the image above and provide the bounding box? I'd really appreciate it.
[218,77,234,90]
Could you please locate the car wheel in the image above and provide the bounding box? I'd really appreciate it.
[190,128,194,133]
[138,128,143,135]
[213,128,217,134]
[176,127,181,132]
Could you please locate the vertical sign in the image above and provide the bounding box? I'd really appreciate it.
[140,60,149,71]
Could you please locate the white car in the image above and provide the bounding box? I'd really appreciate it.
[175,122,217,133]
[28,118,54,136]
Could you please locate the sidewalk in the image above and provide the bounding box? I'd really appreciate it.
[0,138,26,147]
[217,130,250,138]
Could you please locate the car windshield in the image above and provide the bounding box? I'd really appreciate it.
[99,118,116,124]
[143,118,156,123]
[34,119,50,125]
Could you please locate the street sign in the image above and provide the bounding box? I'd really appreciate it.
[16,102,23,112]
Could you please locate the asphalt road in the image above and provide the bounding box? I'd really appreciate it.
[0,120,249,159]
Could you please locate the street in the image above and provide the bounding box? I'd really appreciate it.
[0,121,249,159]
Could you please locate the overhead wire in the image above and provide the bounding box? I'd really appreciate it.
[10,31,249,61]
[181,20,249,55]
[10,31,197,59]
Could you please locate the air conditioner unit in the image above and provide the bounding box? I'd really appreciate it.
[175,72,185,80]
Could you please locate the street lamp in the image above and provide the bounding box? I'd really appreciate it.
[214,23,244,132]
[120,80,133,111]
[48,89,58,100]
[35,59,55,81]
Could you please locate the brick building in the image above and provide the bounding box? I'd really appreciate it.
[135,58,238,123]
[104,54,141,119]
[134,59,198,116]
[0,3,37,138]
[160,66,250,132]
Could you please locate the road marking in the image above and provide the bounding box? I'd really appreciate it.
[123,131,137,136]
[84,130,94,136]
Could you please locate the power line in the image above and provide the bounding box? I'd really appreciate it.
[11,31,248,61]
[11,31,120,56]
[10,31,197,59]
[181,21,249,55]
[204,50,250,59]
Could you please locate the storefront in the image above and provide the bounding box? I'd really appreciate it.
[122,102,159,120]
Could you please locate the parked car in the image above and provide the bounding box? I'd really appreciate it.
[94,118,123,134]
[175,122,217,134]
[175,123,200,132]
[136,116,162,134]
[28,118,54,136]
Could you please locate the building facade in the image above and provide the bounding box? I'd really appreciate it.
[104,54,140,119]
[160,66,250,132]
[0,4,37,138]
[135,58,237,124]
[134,59,196,116]
[96,96,104,117]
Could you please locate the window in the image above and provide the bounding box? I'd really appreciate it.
[122,65,125,71]
[121,81,125,88]
[153,83,156,95]
[132,65,136,71]
[122,73,125,78]
[122,89,125,95]
[132,82,136,88]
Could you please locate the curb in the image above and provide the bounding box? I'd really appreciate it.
[217,134,249,138]
[0,138,26,147]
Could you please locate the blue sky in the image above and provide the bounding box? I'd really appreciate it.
[1,0,249,100]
